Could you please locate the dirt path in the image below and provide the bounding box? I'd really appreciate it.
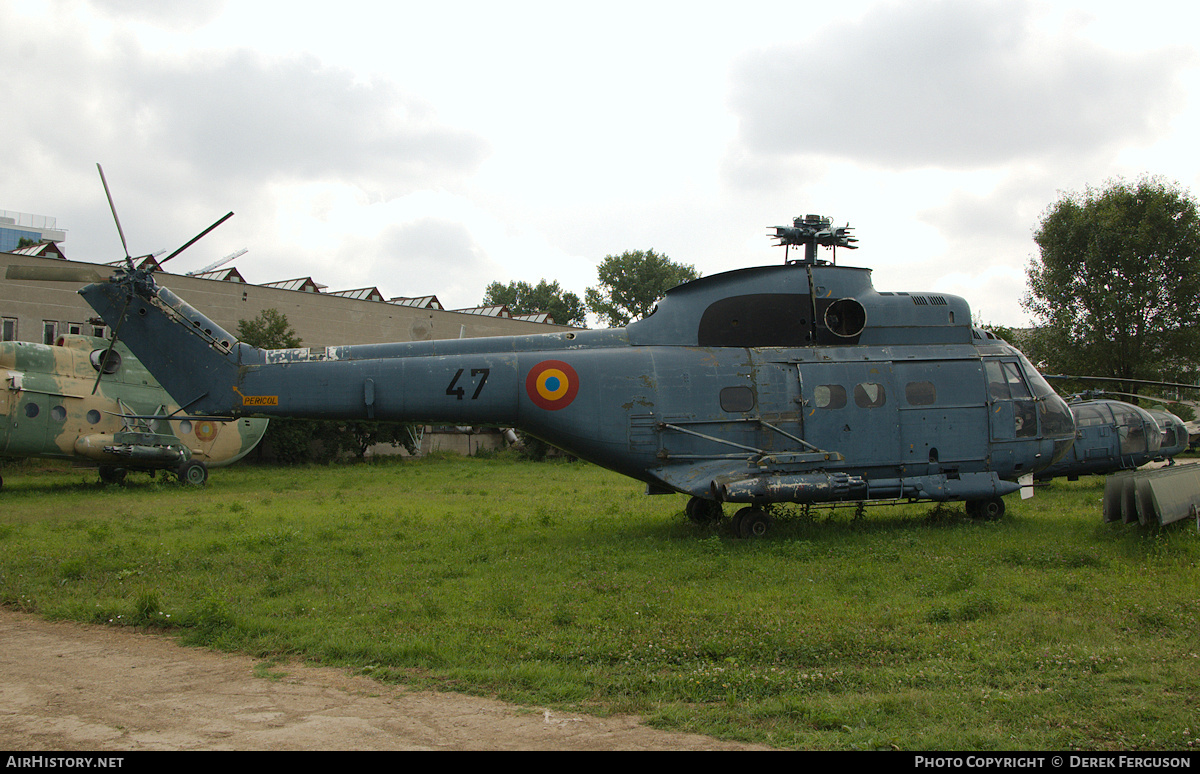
[0,609,767,751]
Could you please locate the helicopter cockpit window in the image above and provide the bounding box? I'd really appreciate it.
[854,382,886,409]
[814,384,846,409]
[720,386,756,413]
[1111,403,1160,455]
[89,348,122,375]
[987,360,1037,437]
[905,381,936,406]
[1001,362,1031,399]
[985,361,1009,400]
[1073,404,1113,428]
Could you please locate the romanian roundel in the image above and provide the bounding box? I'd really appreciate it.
[194,420,218,441]
[525,360,579,411]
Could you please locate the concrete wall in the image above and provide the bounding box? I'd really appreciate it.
[0,253,576,348]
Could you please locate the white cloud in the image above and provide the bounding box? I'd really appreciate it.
[729,0,1193,170]
[3,0,1200,328]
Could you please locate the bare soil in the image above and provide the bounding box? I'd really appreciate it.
[0,609,767,751]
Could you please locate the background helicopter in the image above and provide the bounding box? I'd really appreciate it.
[1033,393,1188,481]
[77,199,1078,536]
[0,332,267,488]
[2,164,267,488]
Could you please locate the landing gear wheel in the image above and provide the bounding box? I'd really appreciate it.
[99,466,127,485]
[686,497,724,525]
[966,497,1005,520]
[177,459,208,486]
[734,506,773,538]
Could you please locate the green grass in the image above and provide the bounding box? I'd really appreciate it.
[1,454,1198,750]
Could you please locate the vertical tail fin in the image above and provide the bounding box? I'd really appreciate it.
[80,273,252,416]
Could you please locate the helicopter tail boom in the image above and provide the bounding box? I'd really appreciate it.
[79,274,527,428]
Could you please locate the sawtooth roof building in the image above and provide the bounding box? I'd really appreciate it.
[1,212,574,348]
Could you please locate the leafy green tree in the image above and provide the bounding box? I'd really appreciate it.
[483,279,586,327]
[585,249,699,328]
[1022,177,1200,392]
[236,308,301,349]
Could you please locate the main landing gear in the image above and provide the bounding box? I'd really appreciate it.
[964,496,1005,520]
[686,496,774,539]
[177,459,209,486]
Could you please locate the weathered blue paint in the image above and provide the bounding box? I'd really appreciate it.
[80,253,1076,518]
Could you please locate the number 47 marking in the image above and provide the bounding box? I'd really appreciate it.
[446,368,490,400]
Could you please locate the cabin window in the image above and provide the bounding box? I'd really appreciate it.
[179,420,193,435]
[720,386,756,413]
[50,405,66,422]
[905,381,937,406]
[24,403,38,418]
[814,384,847,409]
[86,410,101,425]
[854,382,886,408]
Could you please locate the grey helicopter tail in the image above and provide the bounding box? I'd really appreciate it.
[80,275,250,418]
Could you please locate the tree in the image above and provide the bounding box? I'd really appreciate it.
[1022,177,1200,391]
[584,249,699,328]
[482,279,586,327]
[236,308,301,349]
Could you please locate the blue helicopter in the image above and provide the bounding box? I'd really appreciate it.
[78,210,1077,537]
[1034,394,1189,482]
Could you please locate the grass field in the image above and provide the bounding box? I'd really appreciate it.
[0,453,1197,750]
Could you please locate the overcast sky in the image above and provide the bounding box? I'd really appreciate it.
[2,0,1197,327]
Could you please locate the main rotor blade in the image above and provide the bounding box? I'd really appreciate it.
[96,163,132,265]
[5,265,103,283]
[92,294,131,395]
[158,212,234,268]
[1046,374,1200,392]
